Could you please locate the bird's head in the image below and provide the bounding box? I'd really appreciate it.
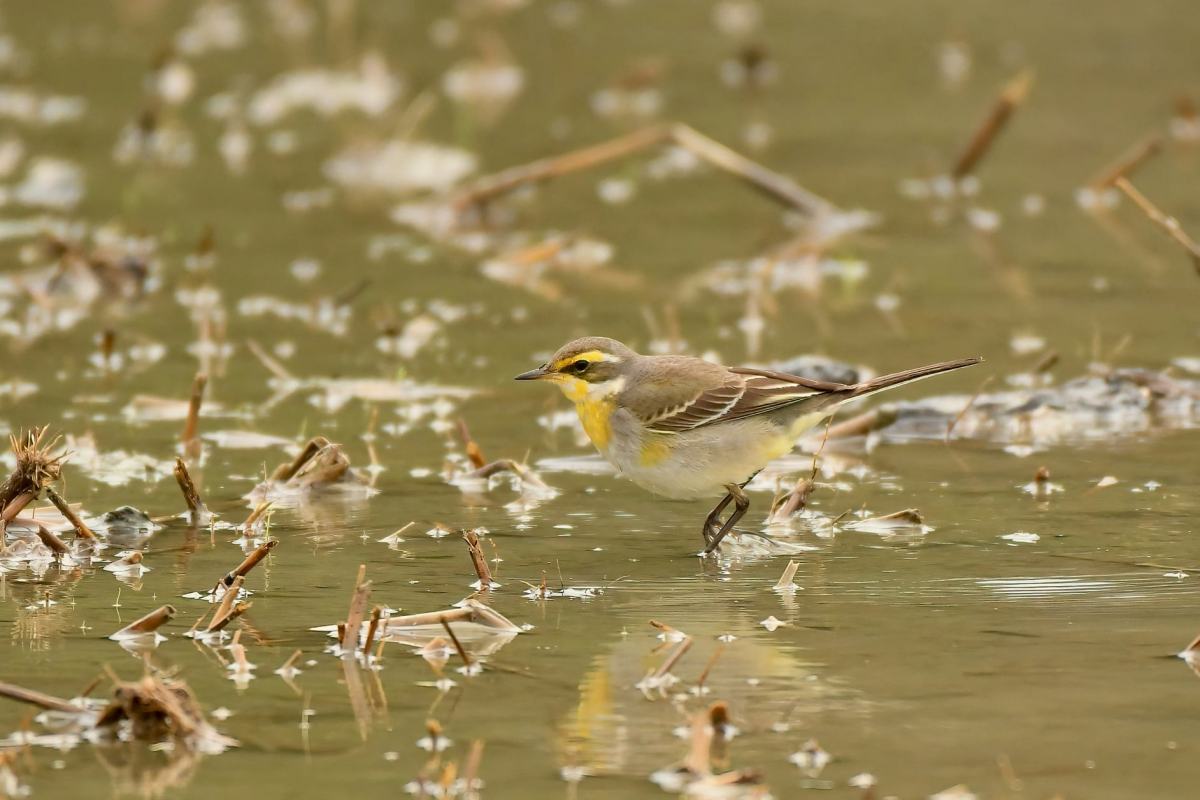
[514,336,636,400]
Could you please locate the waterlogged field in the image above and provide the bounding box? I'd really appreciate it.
[1,2,1199,798]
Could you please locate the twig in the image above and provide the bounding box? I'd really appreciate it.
[451,122,834,217]
[14,518,69,557]
[111,604,175,638]
[653,636,693,679]
[952,70,1034,179]
[43,487,97,540]
[1089,135,1163,190]
[181,373,207,445]
[240,502,273,533]
[207,575,244,632]
[0,681,82,713]
[439,615,473,666]
[945,375,995,442]
[773,561,800,590]
[340,565,371,653]
[1114,176,1200,274]
[457,419,487,469]
[219,539,277,588]
[695,644,726,690]
[362,606,383,658]
[823,406,897,440]
[463,529,493,587]
[271,437,330,482]
[173,457,206,518]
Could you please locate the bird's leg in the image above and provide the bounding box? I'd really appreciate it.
[701,491,735,547]
[703,483,750,555]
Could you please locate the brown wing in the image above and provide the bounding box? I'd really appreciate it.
[643,367,850,433]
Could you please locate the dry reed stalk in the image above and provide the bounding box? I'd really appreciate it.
[181,373,207,445]
[683,712,711,777]
[100,328,116,368]
[945,375,995,441]
[246,338,294,382]
[362,606,383,657]
[271,437,330,482]
[173,457,206,517]
[207,576,244,632]
[457,419,486,469]
[695,644,726,690]
[653,636,693,679]
[1,490,35,524]
[43,487,97,540]
[463,529,493,586]
[1089,135,1163,190]
[340,565,371,652]
[823,407,897,439]
[451,123,833,216]
[219,539,277,587]
[952,70,1034,179]
[206,602,250,633]
[0,428,64,512]
[0,681,82,713]
[112,605,175,638]
[439,615,473,666]
[1114,176,1200,274]
[461,599,521,632]
[773,561,800,590]
[240,501,273,532]
[18,519,69,556]
[463,740,485,790]
[386,606,474,628]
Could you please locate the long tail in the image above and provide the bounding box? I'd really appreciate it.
[849,357,983,399]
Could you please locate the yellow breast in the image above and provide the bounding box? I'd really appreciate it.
[575,397,614,451]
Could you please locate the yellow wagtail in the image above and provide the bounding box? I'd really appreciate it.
[516,337,981,554]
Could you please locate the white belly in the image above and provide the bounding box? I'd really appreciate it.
[603,413,794,500]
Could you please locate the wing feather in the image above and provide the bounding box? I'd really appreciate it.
[643,367,850,433]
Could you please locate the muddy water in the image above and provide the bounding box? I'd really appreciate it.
[2,1,1200,798]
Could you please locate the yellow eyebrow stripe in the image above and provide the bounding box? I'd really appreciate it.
[551,349,610,371]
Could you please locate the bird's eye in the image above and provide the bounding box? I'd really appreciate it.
[570,359,589,373]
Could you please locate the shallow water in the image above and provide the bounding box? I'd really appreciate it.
[2,1,1199,798]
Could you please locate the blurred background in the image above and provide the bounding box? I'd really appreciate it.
[0,1,1198,799]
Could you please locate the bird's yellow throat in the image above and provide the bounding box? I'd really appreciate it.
[546,373,617,451]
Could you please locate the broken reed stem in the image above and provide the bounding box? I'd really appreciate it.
[824,406,897,440]
[0,681,82,714]
[945,375,995,442]
[388,606,474,628]
[463,740,485,789]
[439,615,473,666]
[695,644,726,689]
[181,373,207,445]
[653,636,693,679]
[220,539,277,587]
[463,529,493,586]
[206,575,244,632]
[271,437,329,482]
[340,565,371,653]
[246,338,295,382]
[17,519,69,556]
[362,606,384,657]
[281,649,303,673]
[1089,135,1163,190]
[451,122,833,217]
[173,457,205,516]
[457,419,486,469]
[0,490,35,524]
[241,501,273,532]
[773,560,800,590]
[112,604,175,638]
[1113,176,1200,274]
[951,70,1034,180]
[43,487,97,540]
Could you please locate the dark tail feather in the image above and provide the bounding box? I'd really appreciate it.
[851,357,983,399]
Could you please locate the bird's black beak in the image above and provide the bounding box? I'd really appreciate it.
[514,364,551,381]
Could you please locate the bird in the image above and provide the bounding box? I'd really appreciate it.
[516,337,981,554]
